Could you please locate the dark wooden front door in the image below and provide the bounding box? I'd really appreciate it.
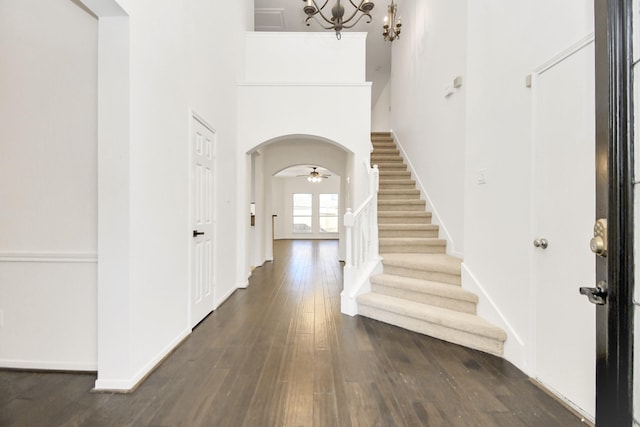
[590,0,634,424]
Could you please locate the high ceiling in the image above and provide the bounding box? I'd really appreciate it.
[253,0,391,105]
[274,165,333,179]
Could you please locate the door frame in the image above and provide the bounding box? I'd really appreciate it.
[529,34,597,415]
[594,0,634,424]
[188,110,218,327]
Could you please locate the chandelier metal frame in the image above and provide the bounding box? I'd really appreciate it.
[303,0,375,40]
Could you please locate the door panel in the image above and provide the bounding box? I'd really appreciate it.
[593,0,634,424]
[532,41,596,416]
[191,116,215,327]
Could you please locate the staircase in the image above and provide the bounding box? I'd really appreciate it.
[356,132,507,356]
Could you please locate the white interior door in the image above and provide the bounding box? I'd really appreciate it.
[190,116,215,327]
[531,40,596,415]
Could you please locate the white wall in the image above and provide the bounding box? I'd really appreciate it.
[391,0,467,256]
[0,0,98,370]
[95,0,253,390]
[244,32,366,83]
[238,32,372,284]
[1,0,253,387]
[463,0,594,368]
[371,79,391,132]
[390,0,595,418]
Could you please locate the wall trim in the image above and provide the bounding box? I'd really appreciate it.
[0,359,97,372]
[0,251,98,263]
[533,33,595,77]
[94,328,190,392]
[390,130,463,258]
[215,287,239,309]
[238,82,372,88]
[245,32,367,40]
[461,263,527,372]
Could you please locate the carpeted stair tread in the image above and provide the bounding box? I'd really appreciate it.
[382,253,462,276]
[357,293,506,354]
[379,170,411,177]
[379,180,417,189]
[379,189,420,196]
[370,274,478,314]
[379,237,446,245]
[379,199,425,206]
[373,148,400,155]
[377,211,432,224]
[379,224,438,231]
[371,273,475,301]
[380,238,447,254]
[374,162,407,169]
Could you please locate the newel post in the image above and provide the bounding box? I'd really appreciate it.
[341,207,358,315]
[344,208,354,269]
[370,165,380,259]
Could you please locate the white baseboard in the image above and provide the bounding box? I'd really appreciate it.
[215,286,238,309]
[237,280,249,289]
[341,258,383,316]
[390,130,462,258]
[0,358,97,372]
[461,263,527,372]
[531,377,595,424]
[94,328,190,392]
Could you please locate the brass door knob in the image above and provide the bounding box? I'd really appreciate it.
[533,238,549,249]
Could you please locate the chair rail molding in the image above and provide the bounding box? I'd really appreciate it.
[0,251,98,263]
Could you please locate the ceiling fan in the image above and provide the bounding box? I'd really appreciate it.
[297,166,330,182]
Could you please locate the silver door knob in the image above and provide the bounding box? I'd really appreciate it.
[533,238,548,249]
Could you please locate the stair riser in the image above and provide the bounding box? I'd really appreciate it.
[376,168,409,174]
[357,307,504,356]
[379,204,426,212]
[379,172,412,178]
[378,229,439,238]
[371,284,477,314]
[374,163,407,170]
[373,149,400,155]
[378,194,420,201]
[372,157,403,163]
[372,141,395,147]
[378,216,432,225]
[380,244,446,254]
[379,183,416,190]
[383,264,461,285]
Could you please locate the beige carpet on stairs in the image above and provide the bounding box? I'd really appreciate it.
[356,132,507,356]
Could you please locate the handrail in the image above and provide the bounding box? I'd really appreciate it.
[342,164,380,315]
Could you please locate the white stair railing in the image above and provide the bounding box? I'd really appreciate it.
[342,165,382,316]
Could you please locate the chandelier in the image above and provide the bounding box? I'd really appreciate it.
[382,0,401,42]
[303,0,375,40]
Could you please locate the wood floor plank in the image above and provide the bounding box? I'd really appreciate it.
[0,240,588,427]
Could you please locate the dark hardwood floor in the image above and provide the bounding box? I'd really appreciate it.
[0,240,589,427]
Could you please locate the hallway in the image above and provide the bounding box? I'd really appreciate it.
[1,240,586,426]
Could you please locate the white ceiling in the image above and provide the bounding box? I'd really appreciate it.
[254,0,392,105]
[274,165,333,178]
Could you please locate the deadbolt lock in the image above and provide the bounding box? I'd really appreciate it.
[590,218,607,257]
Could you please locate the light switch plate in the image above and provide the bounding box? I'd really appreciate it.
[476,168,487,185]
